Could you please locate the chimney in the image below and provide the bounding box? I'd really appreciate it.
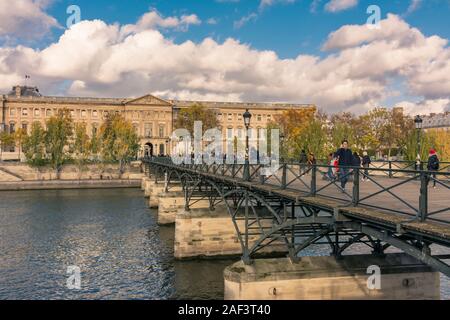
[14,86,21,98]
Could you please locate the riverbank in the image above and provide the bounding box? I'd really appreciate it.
[0,179,141,191]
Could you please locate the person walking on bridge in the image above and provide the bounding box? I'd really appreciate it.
[361,151,371,182]
[299,149,307,175]
[427,149,440,188]
[335,140,354,192]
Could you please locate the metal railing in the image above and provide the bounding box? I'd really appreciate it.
[145,157,450,224]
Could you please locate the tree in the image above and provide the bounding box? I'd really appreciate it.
[329,112,356,150]
[300,117,329,160]
[45,109,73,178]
[23,122,46,167]
[426,130,450,162]
[175,104,219,135]
[270,108,316,159]
[72,122,91,179]
[99,113,139,177]
[14,128,28,161]
[0,132,15,160]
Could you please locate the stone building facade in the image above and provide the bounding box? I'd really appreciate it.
[0,86,316,160]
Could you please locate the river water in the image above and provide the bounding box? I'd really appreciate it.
[0,188,448,300]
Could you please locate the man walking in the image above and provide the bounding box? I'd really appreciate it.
[427,149,440,188]
[335,140,354,192]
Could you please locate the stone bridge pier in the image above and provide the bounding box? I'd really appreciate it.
[224,253,440,300]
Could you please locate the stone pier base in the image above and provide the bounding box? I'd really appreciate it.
[174,205,286,259]
[224,253,440,300]
[147,183,181,208]
[157,190,204,225]
[141,177,149,191]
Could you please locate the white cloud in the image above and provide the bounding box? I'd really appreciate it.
[325,0,358,12]
[1,12,449,116]
[0,0,60,41]
[406,0,422,15]
[121,10,201,34]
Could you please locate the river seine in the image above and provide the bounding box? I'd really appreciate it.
[0,188,448,299]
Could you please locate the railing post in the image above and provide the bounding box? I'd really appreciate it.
[419,171,429,222]
[281,163,287,189]
[388,161,393,179]
[311,165,317,196]
[352,168,360,206]
[260,166,265,185]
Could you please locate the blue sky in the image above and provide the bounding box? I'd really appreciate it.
[42,0,450,58]
[0,0,449,114]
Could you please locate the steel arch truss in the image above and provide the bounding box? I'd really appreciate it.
[144,161,450,277]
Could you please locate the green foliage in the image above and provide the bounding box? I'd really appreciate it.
[0,131,15,158]
[45,109,73,173]
[99,113,140,175]
[72,122,91,176]
[175,104,219,134]
[23,122,47,167]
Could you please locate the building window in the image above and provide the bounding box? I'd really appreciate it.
[228,114,233,121]
[159,124,165,138]
[81,110,87,118]
[46,109,52,117]
[217,113,223,120]
[267,115,271,122]
[237,128,243,139]
[227,128,233,139]
[159,144,165,156]
[238,114,242,121]
[22,108,28,116]
[257,114,262,122]
[133,123,139,135]
[34,109,40,117]
[10,108,16,117]
[103,111,109,118]
[92,110,98,118]
[70,110,75,117]
[22,123,28,133]
[9,122,15,134]
[144,123,152,138]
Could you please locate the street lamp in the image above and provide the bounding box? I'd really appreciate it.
[280,133,285,162]
[414,115,423,170]
[243,109,252,181]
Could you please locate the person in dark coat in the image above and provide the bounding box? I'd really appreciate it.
[361,151,371,181]
[299,149,307,174]
[335,140,353,191]
[427,149,440,188]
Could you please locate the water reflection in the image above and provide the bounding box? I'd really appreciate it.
[0,189,447,300]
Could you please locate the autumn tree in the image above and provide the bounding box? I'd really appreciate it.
[14,127,28,161]
[175,104,219,135]
[0,131,15,160]
[270,108,316,159]
[45,109,73,178]
[23,122,46,167]
[99,113,139,177]
[329,112,356,150]
[72,122,91,178]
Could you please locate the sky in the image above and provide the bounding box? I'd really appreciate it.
[0,0,449,115]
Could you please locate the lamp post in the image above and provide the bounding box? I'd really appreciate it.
[414,115,423,170]
[243,109,252,181]
[280,133,285,162]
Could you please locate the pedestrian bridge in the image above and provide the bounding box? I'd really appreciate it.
[143,157,450,277]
